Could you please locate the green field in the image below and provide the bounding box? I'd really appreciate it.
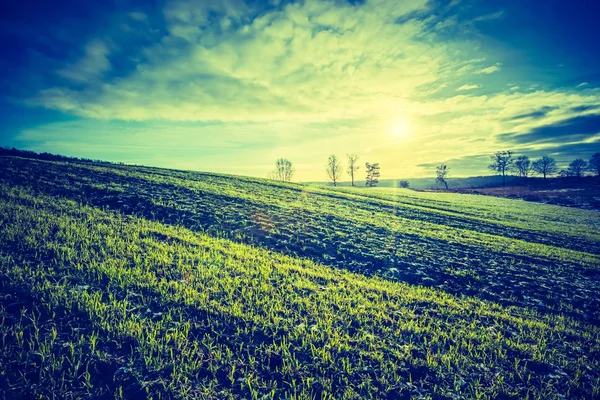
[1,155,599,399]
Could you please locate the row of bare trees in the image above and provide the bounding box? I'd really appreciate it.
[325,154,381,187]
[267,154,381,187]
[433,152,600,190]
[488,151,600,185]
[488,151,557,185]
[268,151,600,188]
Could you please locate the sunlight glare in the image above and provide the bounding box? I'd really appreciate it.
[392,120,410,139]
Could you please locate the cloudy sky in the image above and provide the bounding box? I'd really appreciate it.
[1,0,599,180]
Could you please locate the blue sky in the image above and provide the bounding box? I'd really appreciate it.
[1,0,599,180]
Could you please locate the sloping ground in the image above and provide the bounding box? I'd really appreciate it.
[1,156,599,324]
[419,186,600,210]
[1,184,599,399]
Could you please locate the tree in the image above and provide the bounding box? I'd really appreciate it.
[532,156,557,181]
[488,150,513,186]
[398,180,409,188]
[568,158,587,178]
[270,158,294,182]
[436,164,449,189]
[347,154,360,186]
[325,155,343,186]
[513,155,532,181]
[589,153,600,177]
[365,162,380,187]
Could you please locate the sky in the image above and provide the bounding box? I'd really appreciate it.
[1,0,599,181]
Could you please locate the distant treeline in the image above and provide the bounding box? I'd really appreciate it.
[307,150,600,189]
[0,147,120,166]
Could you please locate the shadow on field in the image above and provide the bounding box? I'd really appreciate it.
[1,156,599,324]
[0,279,142,398]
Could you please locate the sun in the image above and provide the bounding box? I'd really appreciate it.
[392,120,410,139]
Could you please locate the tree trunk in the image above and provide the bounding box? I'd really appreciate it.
[444,181,448,190]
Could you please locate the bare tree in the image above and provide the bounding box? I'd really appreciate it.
[325,155,343,186]
[513,155,532,181]
[347,154,360,186]
[270,158,294,182]
[568,158,587,178]
[365,162,380,187]
[532,156,557,181]
[399,180,409,188]
[436,164,449,189]
[488,150,513,186]
[589,153,600,177]
[282,159,294,182]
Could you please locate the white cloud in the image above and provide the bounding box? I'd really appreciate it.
[457,84,482,91]
[30,0,471,123]
[473,10,504,22]
[476,65,501,74]
[577,82,589,88]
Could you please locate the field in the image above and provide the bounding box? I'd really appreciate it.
[430,186,600,210]
[1,155,599,399]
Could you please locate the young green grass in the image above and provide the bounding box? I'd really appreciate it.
[2,156,599,324]
[1,184,599,399]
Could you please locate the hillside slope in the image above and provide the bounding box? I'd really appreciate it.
[1,155,599,399]
[1,156,598,320]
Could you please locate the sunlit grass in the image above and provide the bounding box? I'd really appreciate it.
[1,185,599,399]
[1,156,599,399]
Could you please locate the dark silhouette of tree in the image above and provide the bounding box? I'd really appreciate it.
[488,151,513,186]
[365,162,380,187]
[436,164,449,189]
[589,153,600,177]
[347,154,360,186]
[399,180,409,188]
[325,155,343,186]
[513,155,532,181]
[270,158,294,181]
[568,158,587,178]
[532,156,557,181]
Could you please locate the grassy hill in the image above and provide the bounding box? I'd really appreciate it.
[1,155,599,399]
